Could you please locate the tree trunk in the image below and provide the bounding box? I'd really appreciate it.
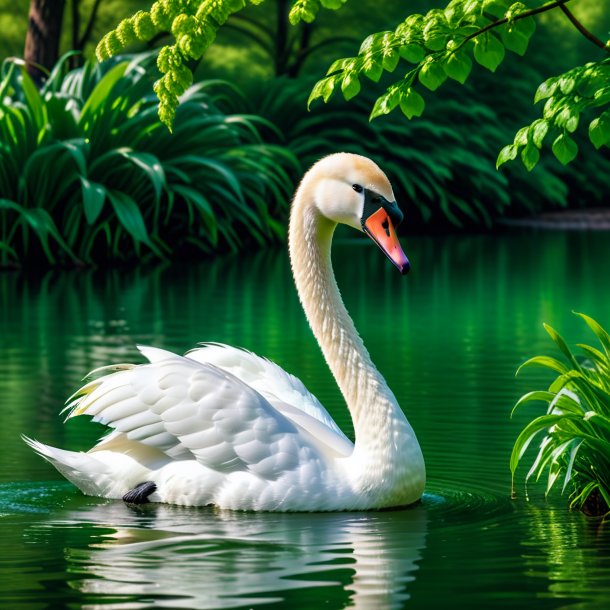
[24,0,67,84]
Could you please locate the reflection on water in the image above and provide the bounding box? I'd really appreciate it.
[2,231,610,609]
[49,501,427,609]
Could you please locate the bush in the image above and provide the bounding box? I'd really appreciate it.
[223,70,608,231]
[0,53,299,267]
[511,313,610,517]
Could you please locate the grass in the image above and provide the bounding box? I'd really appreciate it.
[0,53,299,267]
[511,313,610,517]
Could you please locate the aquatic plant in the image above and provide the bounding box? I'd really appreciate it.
[0,53,297,266]
[511,313,610,517]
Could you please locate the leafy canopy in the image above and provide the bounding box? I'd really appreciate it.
[98,0,610,168]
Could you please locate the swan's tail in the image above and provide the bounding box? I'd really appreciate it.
[22,435,112,497]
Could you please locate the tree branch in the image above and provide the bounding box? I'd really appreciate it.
[78,0,103,49]
[463,0,573,44]
[559,5,610,53]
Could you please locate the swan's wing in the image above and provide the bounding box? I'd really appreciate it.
[186,344,350,441]
[68,347,350,477]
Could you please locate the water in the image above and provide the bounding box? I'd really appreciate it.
[2,230,610,609]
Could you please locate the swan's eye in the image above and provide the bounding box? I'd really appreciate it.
[352,184,363,193]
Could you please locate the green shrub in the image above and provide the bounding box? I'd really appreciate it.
[0,53,298,267]
[219,72,605,229]
[511,313,610,517]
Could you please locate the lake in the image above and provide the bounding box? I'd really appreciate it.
[1,230,610,609]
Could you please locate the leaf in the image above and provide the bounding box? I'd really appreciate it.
[551,133,578,165]
[517,355,569,376]
[544,323,582,371]
[510,414,567,474]
[521,141,540,171]
[20,68,46,137]
[341,72,361,101]
[399,88,425,119]
[535,78,558,103]
[369,88,400,120]
[589,111,610,149]
[419,59,447,91]
[307,75,337,107]
[574,312,610,358]
[382,48,400,72]
[444,49,472,84]
[399,44,425,64]
[496,143,518,168]
[79,62,129,127]
[473,33,505,72]
[499,22,530,56]
[81,178,106,225]
[531,119,549,148]
[107,190,151,246]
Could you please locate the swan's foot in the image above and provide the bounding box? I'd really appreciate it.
[123,481,157,504]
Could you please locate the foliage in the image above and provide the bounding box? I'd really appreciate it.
[233,72,609,227]
[497,57,610,169]
[96,0,353,128]
[98,0,610,169]
[0,53,297,267]
[511,313,610,517]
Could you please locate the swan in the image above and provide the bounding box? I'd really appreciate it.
[24,152,425,511]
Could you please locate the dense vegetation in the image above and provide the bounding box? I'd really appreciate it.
[97,0,610,172]
[0,54,296,266]
[511,313,610,517]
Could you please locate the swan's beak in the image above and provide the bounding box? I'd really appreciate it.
[363,207,410,275]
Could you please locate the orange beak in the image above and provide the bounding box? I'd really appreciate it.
[363,207,410,275]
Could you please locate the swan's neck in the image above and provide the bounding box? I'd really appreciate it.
[288,194,424,502]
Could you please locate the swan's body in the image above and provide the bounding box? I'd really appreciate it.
[25,153,425,511]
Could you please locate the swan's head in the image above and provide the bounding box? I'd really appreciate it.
[305,153,410,275]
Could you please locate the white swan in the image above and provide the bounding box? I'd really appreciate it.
[25,153,425,511]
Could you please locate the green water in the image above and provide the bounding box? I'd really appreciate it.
[2,231,610,609]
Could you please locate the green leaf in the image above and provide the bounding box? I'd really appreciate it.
[444,50,472,84]
[79,62,129,127]
[589,111,610,149]
[399,88,425,119]
[551,133,578,165]
[308,75,337,107]
[81,178,106,225]
[544,323,582,371]
[521,141,540,172]
[499,22,530,56]
[574,312,610,358]
[362,56,384,82]
[382,48,400,72]
[399,44,425,64]
[517,355,569,376]
[419,59,447,91]
[369,88,400,120]
[107,190,151,246]
[473,33,505,72]
[496,143,518,168]
[341,72,361,101]
[20,68,46,137]
[534,78,558,103]
[531,119,549,148]
[510,414,567,474]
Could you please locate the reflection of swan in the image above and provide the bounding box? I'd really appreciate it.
[58,501,427,609]
[25,153,425,510]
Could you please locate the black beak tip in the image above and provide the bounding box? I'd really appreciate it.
[399,259,410,276]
